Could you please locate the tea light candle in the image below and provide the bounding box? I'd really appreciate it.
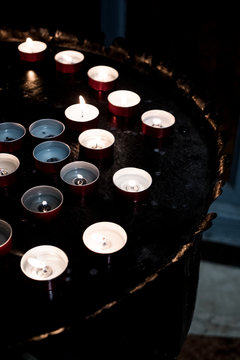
[78,129,115,160]
[33,140,71,174]
[60,161,100,196]
[0,153,20,188]
[0,122,26,153]
[29,118,65,142]
[20,245,68,281]
[0,219,12,256]
[55,50,84,73]
[113,167,152,202]
[141,109,175,138]
[83,221,127,254]
[18,37,47,62]
[21,185,64,221]
[65,95,99,132]
[88,65,119,91]
[108,90,141,117]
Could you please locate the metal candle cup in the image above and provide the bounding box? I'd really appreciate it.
[108,90,141,117]
[18,37,47,62]
[0,153,20,187]
[141,109,175,138]
[33,140,71,174]
[21,185,64,222]
[0,122,26,153]
[113,167,152,202]
[0,219,12,256]
[55,50,84,73]
[65,96,99,132]
[82,221,127,255]
[87,65,119,91]
[60,161,100,196]
[78,129,115,161]
[29,118,65,142]
[20,245,68,283]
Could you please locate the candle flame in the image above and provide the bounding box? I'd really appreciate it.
[79,95,85,105]
[28,257,46,269]
[26,37,33,46]
[42,200,48,206]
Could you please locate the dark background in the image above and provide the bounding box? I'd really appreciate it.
[0,1,239,173]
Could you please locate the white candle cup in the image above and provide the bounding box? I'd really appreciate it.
[20,245,68,282]
[108,90,141,118]
[33,140,71,174]
[0,122,26,153]
[55,50,84,73]
[65,96,99,132]
[29,118,65,142]
[21,185,64,222]
[83,221,127,255]
[18,37,47,62]
[141,109,175,138]
[0,153,20,188]
[88,65,119,91]
[78,129,115,161]
[0,219,12,256]
[60,161,100,196]
[113,167,152,202]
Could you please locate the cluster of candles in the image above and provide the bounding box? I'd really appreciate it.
[0,37,176,285]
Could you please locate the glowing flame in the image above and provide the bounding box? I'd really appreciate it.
[79,95,85,105]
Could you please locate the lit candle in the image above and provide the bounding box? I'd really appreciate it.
[0,219,12,256]
[82,221,127,254]
[60,161,100,196]
[88,65,119,91]
[21,185,64,221]
[18,37,47,62]
[141,109,175,138]
[0,153,20,188]
[78,129,115,161]
[55,50,84,73]
[20,245,68,281]
[108,90,141,117]
[113,167,152,202]
[65,95,99,132]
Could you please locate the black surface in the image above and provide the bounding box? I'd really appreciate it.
[0,31,223,359]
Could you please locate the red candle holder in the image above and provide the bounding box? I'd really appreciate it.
[33,140,71,174]
[18,37,47,62]
[65,95,99,132]
[88,65,119,91]
[55,50,84,73]
[113,167,152,203]
[60,161,100,196]
[21,185,64,222]
[108,90,141,118]
[0,219,12,256]
[0,122,26,153]
[141,109,175,138]
[29,118,65,142]
[0,153,20,188]
[78,129,115,161]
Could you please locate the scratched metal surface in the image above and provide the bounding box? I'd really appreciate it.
[0,33,224,357]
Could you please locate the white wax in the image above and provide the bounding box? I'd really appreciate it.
[141,110,175,128]
[83,221,127,254]
[20,245,68,281]
[65,103,99,122]
[78,129,115,149]
[55,50,84,64]
[108,90,140,108]
[0,153,20,174]
[113,167,152,192]
[88,65,118,82]
[18,38,47,54]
